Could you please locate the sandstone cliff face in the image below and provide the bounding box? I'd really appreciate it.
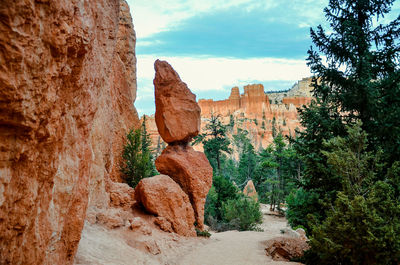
[0,0,138,264]
[198,79,313,149]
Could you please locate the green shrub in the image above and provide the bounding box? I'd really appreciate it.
[121,125,157,188]
[285,188,322,234]
[308,182,400,265]
[205,174,238,222]
[221,195,262,231]
[196,228,211,237]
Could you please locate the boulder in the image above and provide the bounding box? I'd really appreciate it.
[243,179,258,201]
[96,209,125,229]
[280,227,301,238]
[265,237,310,261]
[108,181,136,210]
[295,228,308,241]
[153,60,201,143]
[155,144,213,229]
[134,175,196,237]
[154,217,173,233]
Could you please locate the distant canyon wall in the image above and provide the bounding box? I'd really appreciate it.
[145,78,313,153]
[197,78,313,149]
[0,0,138,264]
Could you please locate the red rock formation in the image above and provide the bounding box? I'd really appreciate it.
[135,175,196,237]
[242,84,271,116]
[282,97,312,107]
[154,60,201,144]
[151,60,212,232]
[265,237,310,261]
[155,145,213,229]
[197,80,314,149]
[243,180,258,202]
[0,0,139,264]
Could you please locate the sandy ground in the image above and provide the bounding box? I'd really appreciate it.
[175,204,301,265]
[75,204,302,265]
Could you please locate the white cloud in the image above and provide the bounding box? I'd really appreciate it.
[128,0,250,38]
[138,55,311,92]
[135,55,311,115]
[127,0,297,38]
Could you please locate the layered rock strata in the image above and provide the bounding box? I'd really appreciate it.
[197,79,314,149]
[144,78,314,154]
[142,60,212,231]
[0,0,138,264]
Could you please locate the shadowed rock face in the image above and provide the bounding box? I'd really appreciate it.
[0,0,138,264]
[153,60,201,144]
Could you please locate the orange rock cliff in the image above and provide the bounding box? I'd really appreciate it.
[1,2,214,262]
[197,78,314,149]
[144,78,314,152]
[0,0,139,264]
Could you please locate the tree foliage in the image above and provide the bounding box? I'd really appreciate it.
[121,116,157,188]
[288,0,400,261]
[306,124,400,264]
[194,114,231,173]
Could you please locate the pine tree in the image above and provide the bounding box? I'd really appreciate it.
[291,0,400,219]
[306,123,400,264]
[121,117,157,188]
[194,114,231,173]
[271,116,277,138]
[287,0,400,262]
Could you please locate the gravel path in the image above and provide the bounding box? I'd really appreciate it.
[174,204,302,265]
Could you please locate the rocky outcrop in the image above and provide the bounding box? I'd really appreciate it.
[154,60,201,144]
[198,79,313,149]
[135,175,196,237]
[265,237,310,261]
[155,145,213,229]
[0,0,138,264]
[243,180,258,201]
[144,78,314,154]
[148,60,212,232]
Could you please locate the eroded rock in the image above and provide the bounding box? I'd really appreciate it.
[243,179,258,201]
[155,144,213,229]
[153,60,201,143]
[108,181,136,210]
[0,0,139,264]
[96,209,125,229]
[134,175,196,237]
[265,237,310,261]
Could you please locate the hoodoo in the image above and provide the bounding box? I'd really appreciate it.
[150,60,213,230]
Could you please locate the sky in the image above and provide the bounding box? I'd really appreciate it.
[126,0,400,116]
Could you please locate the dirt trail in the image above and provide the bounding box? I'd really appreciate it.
[173,204,301,265]
[75,204,301,265]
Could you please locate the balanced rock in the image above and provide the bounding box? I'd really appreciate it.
[134,175,196,237]
[243,179,258,201]
[155,144,213,229]
[153,60,201,143]
[265,237,310,261]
